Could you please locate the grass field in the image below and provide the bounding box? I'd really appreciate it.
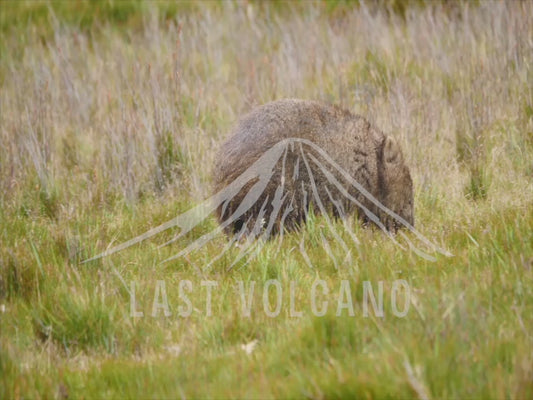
[1,1,532,398]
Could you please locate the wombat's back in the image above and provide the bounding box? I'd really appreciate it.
[213,99,413,236]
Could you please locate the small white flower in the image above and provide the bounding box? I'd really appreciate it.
[240,339,258,355]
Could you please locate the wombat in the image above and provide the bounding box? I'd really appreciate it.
[213,99,413,238]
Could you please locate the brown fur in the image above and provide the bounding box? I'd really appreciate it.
[213,99,413,236]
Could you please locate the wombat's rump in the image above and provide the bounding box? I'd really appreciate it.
[213,99,413,237]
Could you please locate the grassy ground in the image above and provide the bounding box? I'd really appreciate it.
[1,1,532,398]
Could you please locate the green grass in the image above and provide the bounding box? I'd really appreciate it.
[1,0,533,398]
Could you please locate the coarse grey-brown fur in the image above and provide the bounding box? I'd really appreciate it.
[213,99,414,237]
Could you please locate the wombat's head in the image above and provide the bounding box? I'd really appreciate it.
[379,136,414,230]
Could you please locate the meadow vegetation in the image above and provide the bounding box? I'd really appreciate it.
[1,0,532,398]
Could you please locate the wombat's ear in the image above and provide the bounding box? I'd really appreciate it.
[382,136,403,164]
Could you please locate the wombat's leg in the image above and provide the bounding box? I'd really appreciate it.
[232,218,244,235]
